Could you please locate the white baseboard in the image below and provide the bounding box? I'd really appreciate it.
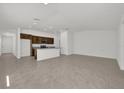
[73,52,116,59]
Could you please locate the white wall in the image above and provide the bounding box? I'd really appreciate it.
[13,34,16,56]
[0,35,1,56]
[73,30,117,59]
[60,31,68,55]
[60,30,73,55]
[16,28,21,59]
[54,32,60,48]
[68,31,73,55]
[117,23,124,70]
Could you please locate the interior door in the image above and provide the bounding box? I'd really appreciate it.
[2,36,13,53]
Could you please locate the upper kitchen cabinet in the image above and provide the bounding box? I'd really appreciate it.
[21,33,54,44]
[41,37,47,44]
[46,37,54,44]
[20,33,32,40]
[32,36,41,44]
[32,36,54,44]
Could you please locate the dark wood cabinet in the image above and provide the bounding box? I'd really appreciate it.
[32,48,34,56]
[31,48,37,58]
[32,36,54,44]
[46,37,54,44]
[32,36,40,44]
[20,33,54,44]
[40,37,46,44]
[20,33,32,40]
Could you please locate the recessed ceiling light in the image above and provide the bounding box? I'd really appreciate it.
[33,22,37,25]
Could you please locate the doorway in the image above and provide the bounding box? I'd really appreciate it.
[2,35,13,54]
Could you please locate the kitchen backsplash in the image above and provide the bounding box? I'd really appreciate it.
[32,44,55,48]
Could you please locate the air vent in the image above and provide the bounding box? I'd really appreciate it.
[34,18,40,22]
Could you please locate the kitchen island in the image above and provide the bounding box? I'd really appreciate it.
[34,48,60,61]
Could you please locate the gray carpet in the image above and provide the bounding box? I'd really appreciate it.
[0,54,124,89]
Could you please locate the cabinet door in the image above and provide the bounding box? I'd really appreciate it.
[32,36,37,44]
[47,38,54,44]
[20,33,32,40]
[32,36,41,44]
[32,36,54,44]
[32,48,34,56]
[37,37,41,44]
[41,37,46,44]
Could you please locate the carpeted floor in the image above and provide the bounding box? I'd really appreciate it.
[0,53,124,89]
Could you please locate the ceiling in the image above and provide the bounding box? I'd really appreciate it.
[0,3,124,32]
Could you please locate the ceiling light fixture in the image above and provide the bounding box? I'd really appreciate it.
[44,2,48,5]
[34,18,40,21]
[33,18,40,25]
[33,22,37,25]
